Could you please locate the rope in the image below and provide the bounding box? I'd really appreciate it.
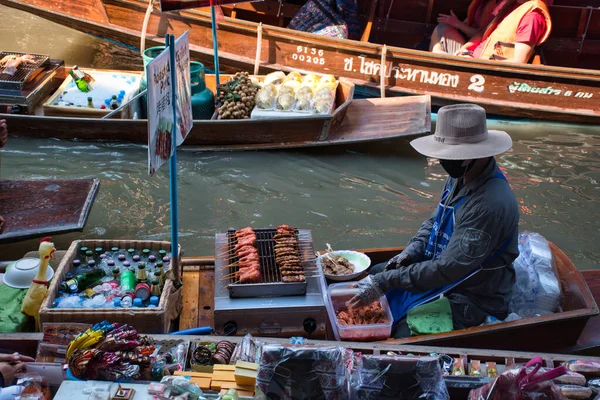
[254,23,263,75]
[140,0,155,55]
[579,6,594,54]
[380,44,387,98]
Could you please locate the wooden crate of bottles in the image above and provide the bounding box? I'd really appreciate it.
[39,239,182,334]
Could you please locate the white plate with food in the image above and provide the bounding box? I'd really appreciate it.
[317,250,371,281]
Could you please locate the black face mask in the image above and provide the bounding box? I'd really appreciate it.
[440,159,470,179]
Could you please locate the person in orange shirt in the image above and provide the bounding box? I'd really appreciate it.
[432,0,552,64]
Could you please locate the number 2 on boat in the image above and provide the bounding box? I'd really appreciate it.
[468,75,485,93]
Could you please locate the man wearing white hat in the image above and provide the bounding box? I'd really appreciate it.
[348,104,519,338]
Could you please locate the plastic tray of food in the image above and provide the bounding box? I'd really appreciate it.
[325,282,393,341]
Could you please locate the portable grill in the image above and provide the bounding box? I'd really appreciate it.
[0,52,50,92]
[214,229,329,339]
[223,228,308,298]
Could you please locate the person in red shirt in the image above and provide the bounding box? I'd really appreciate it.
[458,1,549,62]
[434,0,551,64]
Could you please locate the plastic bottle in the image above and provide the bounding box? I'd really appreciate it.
[136,263,148,283]
[133,298,143,308]
[149,296,159,306]
[120,268,136,293]
[121,295,133,308]
[113,298,122,308]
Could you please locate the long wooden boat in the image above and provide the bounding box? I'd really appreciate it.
[2,244,597,354]
[0,68,431,150]
[179,243,599,354]
[4,331,600,398]
[1,0,599,123]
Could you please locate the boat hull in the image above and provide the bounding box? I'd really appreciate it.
[1,0,599,124]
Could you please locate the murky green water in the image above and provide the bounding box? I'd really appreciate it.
[0,5,599,269]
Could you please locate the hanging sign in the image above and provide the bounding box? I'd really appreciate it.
[174,31,193,145]
[159,0,259,12]
[147,46,174,176]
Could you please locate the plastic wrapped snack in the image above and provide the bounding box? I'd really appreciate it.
[295,98,312,112]
[320,74,336,85]
[276,93,296,111]
[315,86,334,102]
[351,355,449,399]
[278,85,296,97]
[257,345,349,400]
[256,88,276,110]
[296,86,313,101]
[263,71,286,86]
[285,71,303,83]
[230,334,263,364]
[314,98,333,114]
[302,73,319,88]
[509,232,562,318]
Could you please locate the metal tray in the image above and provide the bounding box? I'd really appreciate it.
[0,51,50,91]
[216,228,313,298]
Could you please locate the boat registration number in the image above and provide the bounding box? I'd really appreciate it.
[292,46,326,65]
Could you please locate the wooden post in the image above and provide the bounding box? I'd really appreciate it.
[254,23,263,75]
[360,0,378,42]
[380,44,387,98]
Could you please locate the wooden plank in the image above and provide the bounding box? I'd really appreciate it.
[198,268,215,328]
[179,266,201,331]
[0,179,99,242]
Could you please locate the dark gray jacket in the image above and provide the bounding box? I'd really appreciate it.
[374,158,519,328]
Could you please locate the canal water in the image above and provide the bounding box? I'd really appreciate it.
[1,5,599,269]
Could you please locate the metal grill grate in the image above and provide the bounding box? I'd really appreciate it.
[0,52,49,90]
[221,228,309,298]
[227,228,301,284]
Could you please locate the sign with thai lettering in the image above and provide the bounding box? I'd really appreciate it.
[146,46,174,176]
[174,31,193,145]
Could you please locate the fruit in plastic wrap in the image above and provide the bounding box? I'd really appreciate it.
[261,83,278,96]
[276,93,295,111]
[316,81,337,92]
[256,88,275,109]
[297,86,313,101]
[302,73,319,88]
[281,80,301,92]
[313,98,332,114]
[263,71,286,86]
[315,87,334,101]
[285,71,302,83]
[278,85,295,96]
[296,98,312,111]
[320,74,336,85]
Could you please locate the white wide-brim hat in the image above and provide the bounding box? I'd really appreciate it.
[410,104,513,160]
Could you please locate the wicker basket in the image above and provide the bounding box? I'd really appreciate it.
[39,240,182,334]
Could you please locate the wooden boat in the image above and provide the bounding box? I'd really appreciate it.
[3,330,600,398]
[1,0,598,124]
[0,179,99,243]
[1,243,597,354]
[0,66,431,150]
[179,243,599,354]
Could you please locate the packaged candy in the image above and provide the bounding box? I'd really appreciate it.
[564,360,600,376]
[486,362,498,378]
[469,360,482,377]
[559,385,593,399]
[452,358,465,376]
[554,371,587,386]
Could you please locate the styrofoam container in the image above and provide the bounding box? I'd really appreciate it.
[325,282,393,341]
[317,250,371,281]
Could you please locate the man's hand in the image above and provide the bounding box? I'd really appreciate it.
[384,253,412,271]
[347,276,384,310]
[0,362,26,386]
[0,119,6,148]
